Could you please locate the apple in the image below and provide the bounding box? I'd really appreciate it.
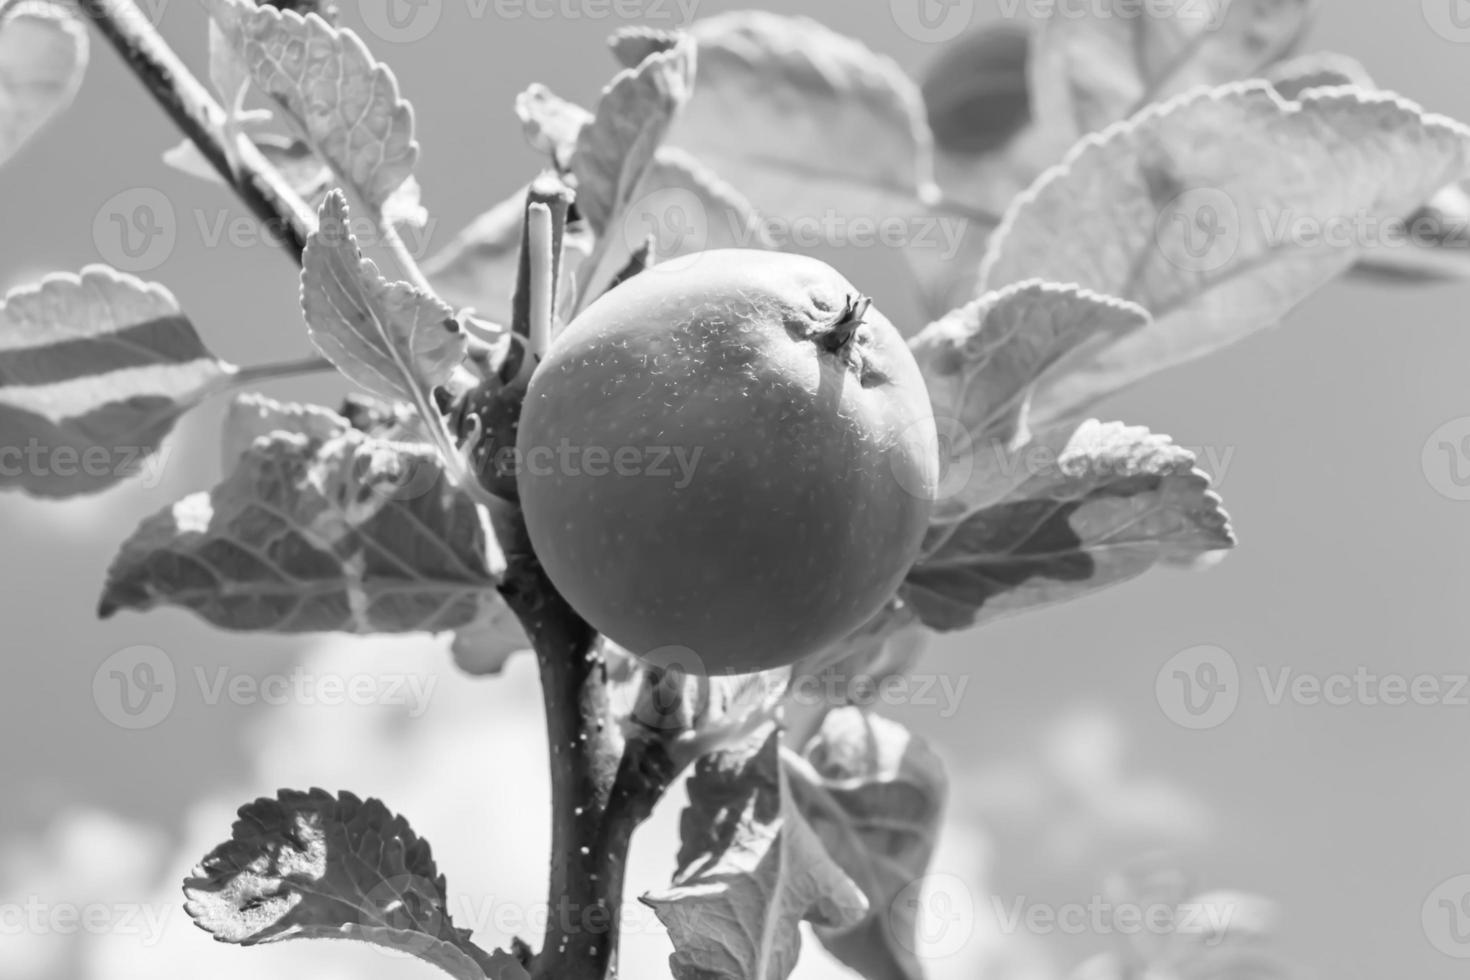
[516,250,939,674]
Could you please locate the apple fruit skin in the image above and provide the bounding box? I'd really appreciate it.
[516,250,939,674]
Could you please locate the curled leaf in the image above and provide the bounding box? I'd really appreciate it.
[303,191,464,411]
[907,420,1234,632]
[572,37,696,237]
[515,83,591,165]
[0,266,233,497]
[184,789,523,980]
[910,281,1150,456]
[644,727,867,980]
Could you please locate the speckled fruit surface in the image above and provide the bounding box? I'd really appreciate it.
[517,250,939,674]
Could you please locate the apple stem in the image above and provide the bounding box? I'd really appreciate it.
[519,202,556,385]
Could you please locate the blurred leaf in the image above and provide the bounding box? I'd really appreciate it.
[668,11,935,221]
[99,425,503,632]
[607,25,681,70]
[1352,179,1470,284]
[905,420,1233,632]
[339,390,426,441]
[921,20,1031,156]
[205,0,417,216]
[643,727,867,980]
[424,148,764,326]
[1082,861,1289,980]
[422,185,527,325]
[164,132,332,202]
[617,653,790,767]
[1265,50,1373,100]
[0,266,233,497]
[183,789,525,980]
[450,601,530,676]
[909,281,1150,457]
[303,191,464,410]
[911,14,1046,322]
[515,83,592,165]
[219,391,351,469]
[0,0,87,167]
[793,606,929,720]
[787,709,948,980]
[982,83,1470,428]
[632,146,771,252]
[1030,0,1317,138]
[572,37,696,237]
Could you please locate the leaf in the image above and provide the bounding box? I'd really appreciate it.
[1030,0,1318,138]
[667,11,936,221]
[573,37,695,237]
[219,391,351,469]
[0,266,234,497]
[981,83,1470,427]
[422,186,527,325]
[1265,50,1373,100]
[0,0,87,167]
[183,789,525,980]
[423,149,765,326]
[1081,861,1288,980]
[793,602,927,707]
[303,191,464,407]
[909,281,1151,453]
[907,20,1040,320]
[786,709,948,980]
[515,83,592,165]
[643,727,867,980]
[450,601,530,676]
[921,19,1031,157]
[163,132,333,202]
[99,425,504,632]
[608,25,682,69]
[205,0,417,215]
[1351,178,1470,284]
[905,420,1233,632]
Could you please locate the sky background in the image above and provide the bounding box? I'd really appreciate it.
[3,1,1470,978]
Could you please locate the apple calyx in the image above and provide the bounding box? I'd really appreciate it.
[817,293,873,356]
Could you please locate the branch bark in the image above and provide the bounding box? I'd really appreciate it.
[493,512,681,980]
[82,0,315,263]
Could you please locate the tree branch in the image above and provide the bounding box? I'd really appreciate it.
[82,0,314,264]
[493,513,681,980]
